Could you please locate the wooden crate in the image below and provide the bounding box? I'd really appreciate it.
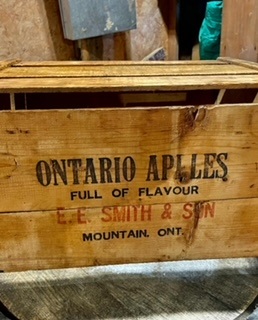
[0,58,258,272]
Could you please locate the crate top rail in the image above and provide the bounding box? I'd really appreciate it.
[0,58,258,93]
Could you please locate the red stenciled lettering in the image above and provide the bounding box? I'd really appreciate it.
[141,205,152,221]
[57,207,67,224]
[101,205,152,223]
[182,202,216,219]
[101,207,112,222]
[204,202,215,218]
[182,203,193,219]
[161,203,172,219]
[77,208,90,224]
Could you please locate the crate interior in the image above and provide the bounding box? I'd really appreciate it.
[1,88,257,110]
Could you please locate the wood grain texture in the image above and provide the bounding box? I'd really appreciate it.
[0,105,258,271]
[1,75,258,93]
[0,60,257,92]
[14,60,228,66]
[0,198,258,271]
[0,60,20,71]
[0,105,258,212]
[219,57,258,71]
[0,60,258,275]
[221,0,258,62]
[1,64,257,78]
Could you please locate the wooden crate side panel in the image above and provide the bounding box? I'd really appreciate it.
[0,105,258,212]
[0,198,258,271]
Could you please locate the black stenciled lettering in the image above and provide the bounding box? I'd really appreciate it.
[146,155,160,181]
[36,160,51,186]
[99,158,112,183]
[175,154,183,180]
[67,159,82,184]
[203,153,216,179]
[51,159,67,185]
[190,154,202,179]
[123,156,136,182]
[82,229,149,242]
[162,155,174,180]
[82,233,93,241]
[114,157,121,182]
[84,158,98,184]
[216,153,228,179]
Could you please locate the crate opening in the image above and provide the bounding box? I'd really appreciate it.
[1,88,257,111]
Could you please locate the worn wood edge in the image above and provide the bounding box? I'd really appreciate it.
[0,102,252,112]
[218,57,258,71]
[1,65,257,79]
[0,60,21,72]
[14,60,228,67]
[0,75,258,93]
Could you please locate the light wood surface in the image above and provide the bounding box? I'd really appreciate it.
[0,198,258,271]
[0,105,258,212]
[221,0,258,62]
[0,59,258,273]
[0,60,257,92]
[0,105,258,271]
[1,64,257,78]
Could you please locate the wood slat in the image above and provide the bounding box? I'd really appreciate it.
[0,75,258,92]
[219,57,258,71]
[0,105,258,213]
[0,64,257,79]
[0,60,20,71]
[13,60,228,67]
[0,197,258,271]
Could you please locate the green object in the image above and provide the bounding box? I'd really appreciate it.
[199,1,223,60]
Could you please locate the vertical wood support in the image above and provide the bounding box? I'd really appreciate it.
[221,0,258,62]
[253,92,258,103]
[215,89,226,105]
[158,0,178,60]
[10,94,15,111]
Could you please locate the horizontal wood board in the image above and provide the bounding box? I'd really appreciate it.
[0,105,258,212]
[1,75,258,92]
[1,64,257,78]
[0,59,257,92]
[1,198,258,271]
[14,60,228,66]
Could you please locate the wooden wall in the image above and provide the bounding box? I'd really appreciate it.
[0,0,177,61]
[221,0,258,62]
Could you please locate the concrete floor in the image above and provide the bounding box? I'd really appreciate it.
[0,258,257,320]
